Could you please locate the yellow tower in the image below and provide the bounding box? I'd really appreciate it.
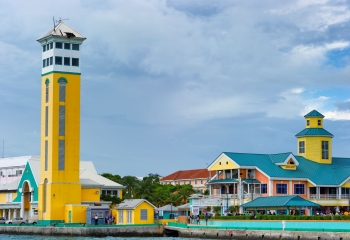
[37,21,86,225]
[296,110,333,164]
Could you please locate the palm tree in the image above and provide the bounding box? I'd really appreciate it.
[121,176,140,198]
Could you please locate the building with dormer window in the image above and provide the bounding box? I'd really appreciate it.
[194,110,350,215]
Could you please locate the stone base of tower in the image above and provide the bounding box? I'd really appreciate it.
[38,183,82,224]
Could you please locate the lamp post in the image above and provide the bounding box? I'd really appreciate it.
[250,174,253,202]
[170,203,173,219]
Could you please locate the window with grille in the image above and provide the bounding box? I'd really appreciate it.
[299,141,305,154]
[294,184,305,194]
[322,141,329,159]
[140,209,147,220]
[58,140,65,170]
[261,184,267,194]
[276,184,287,194]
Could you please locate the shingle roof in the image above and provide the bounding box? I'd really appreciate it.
[240,195,320,208]
[221,152,350,185]
[115,199,156,210]
[157,204,179,211]
[304,110,324,118]
[161,169,214,181]
[295,128,333,137]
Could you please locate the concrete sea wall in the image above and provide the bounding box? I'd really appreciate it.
[0,225,164,237]
[165,226,350,239]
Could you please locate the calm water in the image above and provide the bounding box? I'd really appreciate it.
[0,236,207,240]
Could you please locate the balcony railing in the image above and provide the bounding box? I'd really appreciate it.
[310,194,342,199]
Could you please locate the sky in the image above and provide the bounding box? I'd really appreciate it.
[0,0,350,177]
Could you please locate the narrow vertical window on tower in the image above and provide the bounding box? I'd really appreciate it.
[59,106,65,136]
[299,141,305,154]
[59,79,66,102]
[43,178,48,213]
[307,120,310,126]
[322,141,329,159]
[45,106,48,137]
[58,140,65,170]
[45,79,49,103]
[45,140,48,171]
[318,120,321,126]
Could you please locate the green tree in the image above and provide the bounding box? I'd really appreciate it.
[100,173,122,184]
[177,184,195,204]
[121,175,140,199]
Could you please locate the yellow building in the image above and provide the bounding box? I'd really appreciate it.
[35,21,125,225]
[114,199,156,224]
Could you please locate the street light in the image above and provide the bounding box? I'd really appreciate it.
[170,203,173,219]
[250,174,253,201]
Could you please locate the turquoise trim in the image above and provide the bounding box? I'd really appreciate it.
[45,78,50,84]
[37,220,65,226]
[13,162,38,203]
[41,71,81,76]
[58,77,68,83]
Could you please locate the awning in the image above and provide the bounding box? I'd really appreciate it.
[207,179,238,184]
[240,195,320,208]
[242,178,261,184]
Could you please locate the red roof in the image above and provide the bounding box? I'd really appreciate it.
[160,169,215,181]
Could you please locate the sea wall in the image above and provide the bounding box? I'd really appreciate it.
[0,225,164,237]
[165,226,350,239]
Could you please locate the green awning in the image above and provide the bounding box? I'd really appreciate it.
[242,179,261,184]
[240,195,320,208]
[207,179,238,184]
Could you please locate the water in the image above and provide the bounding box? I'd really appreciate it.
[0,236,205,240]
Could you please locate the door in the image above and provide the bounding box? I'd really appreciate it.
[68,211,72,223]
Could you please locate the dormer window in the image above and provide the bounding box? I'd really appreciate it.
[318,120,321,126]
[307,120,310,126]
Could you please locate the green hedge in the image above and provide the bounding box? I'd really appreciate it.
[199,214,350,221]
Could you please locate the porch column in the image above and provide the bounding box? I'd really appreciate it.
[307,186,310,199]
[14,209,17,218]
[7,209,10,220]
[2,209,5,218]
[316,187,320,199]
[338,187,341,200]
[230,169,232,179]
[20,192,24,218]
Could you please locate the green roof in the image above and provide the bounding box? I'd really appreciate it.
[240,195,320,208]
[220,152,350,185]
[295,128,333,137]
[207,179,238,184]
[242,179,261,184]
[304,110,324,118]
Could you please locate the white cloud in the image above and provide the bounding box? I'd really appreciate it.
[324,110,350,120]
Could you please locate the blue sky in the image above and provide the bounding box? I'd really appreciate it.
[0,0,350,177]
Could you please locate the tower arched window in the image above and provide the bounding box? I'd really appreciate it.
[58,77,68,102]
[45,79,50,103]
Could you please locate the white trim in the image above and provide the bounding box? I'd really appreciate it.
[274,153,300,166]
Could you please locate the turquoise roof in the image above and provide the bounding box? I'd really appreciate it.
[207,179,238,184]
[240,195,320,208]
[295,128,333,137]
[242,179,261,184]
[221,152,350,185]
[304,110,324,118]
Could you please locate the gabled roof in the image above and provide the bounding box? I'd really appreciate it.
[161,169,214,181]
[37,21,86,41]
[304,110,324,118]
[295,128,333,137]
[115,199,156,210]
[157,204,179,211]
[220,152,350,185]
[240,195,320,208]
